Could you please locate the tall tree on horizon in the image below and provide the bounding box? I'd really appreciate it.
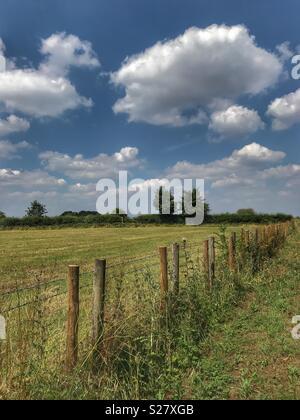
[154,186,176,216]
[182,188,210,220]
[26,201,48,217]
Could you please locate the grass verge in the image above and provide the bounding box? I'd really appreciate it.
[188,228,300,400]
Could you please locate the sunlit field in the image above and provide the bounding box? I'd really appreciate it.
[0,224,243,289]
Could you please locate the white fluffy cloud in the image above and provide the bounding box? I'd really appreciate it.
[39,33,100,77]
[0,115,30,137]
[0,140,31,160]
[0,70,93,117]
[166,142,286,181]
[0,168,67,216]
[0,143,298,216]
[211,175,253,189]
[0,168,66,188]
[267,88,300,130]
[39,146,141,179]
[210,105,265,138]
[0,146,143,215]
[164,142,300,214]
[261,164,300,180]
[112,24,282,127]
[0,33,100,118]
[231,142,286,164]
[276,42,294,63]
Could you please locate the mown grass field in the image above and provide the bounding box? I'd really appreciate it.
[0,224,242,288]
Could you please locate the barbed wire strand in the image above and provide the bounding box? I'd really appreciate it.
[2,289,67,315]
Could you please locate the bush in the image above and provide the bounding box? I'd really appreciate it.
[206,212,293,225]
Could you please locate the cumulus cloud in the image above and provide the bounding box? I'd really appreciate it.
[0,142,298,216]
[0,146,144,216]
[166,142,286,181]
[276,42,294,63]
[69,183,96,194]
[211,175,253,189]
[0,115,30,137]
[164,142,300,214]
[231,142,286,164]
[0,168,66,188]
[0,168,67,216]
[0,70,93,117]
[0,33,100,118]
[267,88,300,130]
[165,141,294,213]
[0,140,31,160]
[39,33,100,77]
[261,164,300,180]
[210,105,265,138]
[112,24,282,127]
[39,146,141,179]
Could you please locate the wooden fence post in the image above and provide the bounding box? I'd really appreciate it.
[66,265,80,372]
[241,229,245,244]
[267,225,271,247]
[228,233,237,272]
[255,228,262,269]
[203,240,209,289]
[245,230,250,248]
[240,229,247,269]
[159,247,168,311]
[284,223,288,239]
[263,227,267,243]
[93,259,106,364]
[172,243,180,295]
[208,237,215,289]
[255,228,260,246]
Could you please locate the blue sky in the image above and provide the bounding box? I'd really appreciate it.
[0,0,299,216]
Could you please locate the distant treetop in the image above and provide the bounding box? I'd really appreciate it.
[237,208,256,216]
[26,201,48,217]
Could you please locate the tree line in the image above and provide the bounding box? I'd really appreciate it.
[0,196,293,228]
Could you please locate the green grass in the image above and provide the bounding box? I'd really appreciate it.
[0,223,297,400]
[187,228,300,400]
[0,224,242,288]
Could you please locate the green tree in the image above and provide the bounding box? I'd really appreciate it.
[154,187,175,215]
[0,211,6,219]
[26,201,48,217]
[113,208,128,217]
[237,208,256,216]
[182,188,210,220]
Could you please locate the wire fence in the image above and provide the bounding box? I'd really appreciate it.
[0,221,295,377]
[0,226,288,306]
[0,249,178,320]
[0,225,287,315]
